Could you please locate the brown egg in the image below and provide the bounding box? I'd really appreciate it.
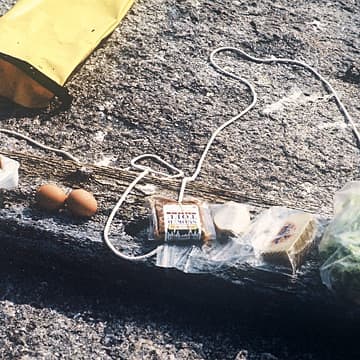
[36,184,67,211]
[66,189,97,218]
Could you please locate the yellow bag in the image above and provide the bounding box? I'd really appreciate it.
[0,0,135,108]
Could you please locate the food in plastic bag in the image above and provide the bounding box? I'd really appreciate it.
[148,196,216,244]
[0,0,135,108]
[0,155,19,189]
[319,182,360,303]
[211,201,251,237]
[244,207,317,272]
[154,202,317,274]
[155,201,254,272]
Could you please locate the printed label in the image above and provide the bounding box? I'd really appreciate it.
[163,204,201,242]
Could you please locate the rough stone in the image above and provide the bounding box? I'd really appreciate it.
[0,0,360,359]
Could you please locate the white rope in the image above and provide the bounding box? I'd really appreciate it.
[1,47,359,262]
[103,155,181,261]
[178,47,360,201]
[103,168,163,260]
[106,46,359,261]
[178,48,258,202]
[130,153,184,179]
[0,128,80,163]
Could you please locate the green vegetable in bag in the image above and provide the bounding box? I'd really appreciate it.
[319,182,360,304]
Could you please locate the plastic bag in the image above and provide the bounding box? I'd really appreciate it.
[155,203,317,274]
[242,206,317,273]
[319,182,360,303]
[0,0,135,108]
[156,237,255,273]
[154,200,254,273]
[0,155,19,189]
[156,244,195,269]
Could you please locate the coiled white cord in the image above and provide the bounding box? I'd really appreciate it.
[104,47,360,261]
[1,47,359,262]
[179,47,360,202]
[103,154,183,260]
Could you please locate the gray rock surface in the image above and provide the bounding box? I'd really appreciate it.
[0,260,358,360]
[0,0,360,359]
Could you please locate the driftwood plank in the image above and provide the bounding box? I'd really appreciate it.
[1,150,359,323]
[0,149,318,212]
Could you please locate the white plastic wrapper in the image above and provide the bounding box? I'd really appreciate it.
[0,155,20,189]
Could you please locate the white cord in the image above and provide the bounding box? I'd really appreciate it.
[106,46,359,261]
[1,47,359,262]
[0,128,80,163]
[131,153,184,179]
[103,168,163,260]
[178,47,360,202]
[178,48,258,202]
[103,155,181,261]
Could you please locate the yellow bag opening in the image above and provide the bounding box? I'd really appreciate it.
[0,0,135,108]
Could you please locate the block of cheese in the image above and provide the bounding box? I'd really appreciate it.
[260,213,317,272]
[248,207,317,272]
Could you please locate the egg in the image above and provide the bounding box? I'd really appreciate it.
[36,184,68,211]
[66,189,97,218]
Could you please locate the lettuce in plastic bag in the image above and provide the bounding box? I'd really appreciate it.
[319,182,360,303]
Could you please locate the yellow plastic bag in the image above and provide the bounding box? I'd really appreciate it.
[0,0,135,108]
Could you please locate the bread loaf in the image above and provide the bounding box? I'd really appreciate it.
[148,196,215,243]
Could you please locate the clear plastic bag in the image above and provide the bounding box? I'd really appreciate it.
[155,203,317,274]
[0,155,19,189]
[156,237,255,273]
[183,238,255,274]
[154,200,254,272]
[319,182,360,303]
[156,244,196,269]
[241,206,317,273]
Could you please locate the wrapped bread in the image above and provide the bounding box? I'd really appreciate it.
[148,196,216,244]
[212,201,251,236]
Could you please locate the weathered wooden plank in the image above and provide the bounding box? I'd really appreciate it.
[1,150,359,323]
[0,149,320,212]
